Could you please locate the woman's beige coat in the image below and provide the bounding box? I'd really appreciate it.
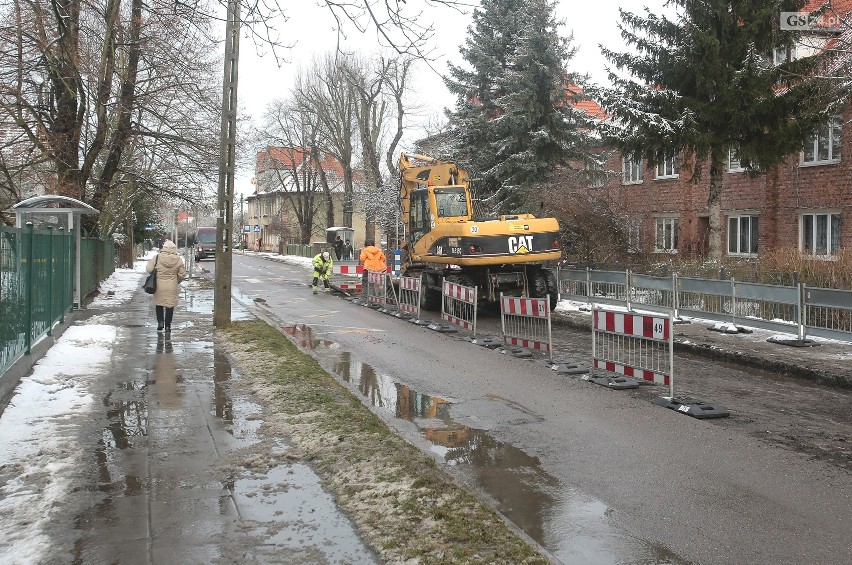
[146,241,186,308]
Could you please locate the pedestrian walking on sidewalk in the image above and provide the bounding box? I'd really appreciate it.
[146,239,186,332]
[312,251,333,294]
[343,239,353,260]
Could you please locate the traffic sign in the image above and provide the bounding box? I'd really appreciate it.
[243,224,250,233]
[253,225,261,232]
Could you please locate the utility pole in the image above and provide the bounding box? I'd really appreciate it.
[214,0,240,326]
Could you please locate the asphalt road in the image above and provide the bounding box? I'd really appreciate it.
[220,254,852,565]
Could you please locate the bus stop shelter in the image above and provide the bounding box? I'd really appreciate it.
[11,195,99,307]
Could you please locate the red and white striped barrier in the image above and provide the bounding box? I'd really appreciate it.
[500,294,552,360]
[442,280,478,333]
[398,276,422,317]
[334,263,364,275]
[592,308,674,394]
[501,296,550,318]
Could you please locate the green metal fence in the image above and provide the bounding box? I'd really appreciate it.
[286,243,313,258]
[1,225,115,375]
[80,235,116,298]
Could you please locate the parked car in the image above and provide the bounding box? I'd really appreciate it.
[194,227,217,261]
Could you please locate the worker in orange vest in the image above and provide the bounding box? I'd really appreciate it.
[359,239,386,286]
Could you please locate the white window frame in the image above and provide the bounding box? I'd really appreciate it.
[627,218,642,254]
[727,214,759,256]
[728,146,745,172]
[800,211,842,257]
[623,154,643,185]
[587,158,605,188]
[654,217,679,253]
[655,153,679,179]
[773,45,798,66]
[801,117,842,166]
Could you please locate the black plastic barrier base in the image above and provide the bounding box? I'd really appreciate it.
[409,318,431,326]
[393,311,413,320]
[550,363,589,375]
[499,347,532,358]
[582,374,639,389]
[427,323,458,333]
[767,336,820,348]
[652,396,730,419]
[471,336,503,349]
[707,322,753,334]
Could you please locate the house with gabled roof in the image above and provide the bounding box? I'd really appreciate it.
[247,147,370,252]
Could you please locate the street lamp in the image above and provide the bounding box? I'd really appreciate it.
[240,194,245,253]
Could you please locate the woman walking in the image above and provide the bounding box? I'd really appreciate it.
[146,240,186,332]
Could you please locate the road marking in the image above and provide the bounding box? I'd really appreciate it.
[304,311,339,318]
[244,278,262,283]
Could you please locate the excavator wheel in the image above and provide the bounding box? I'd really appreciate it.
[531,269,558,310]
[544,269,559,310]
[421,273,442,311]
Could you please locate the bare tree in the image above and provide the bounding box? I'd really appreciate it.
[345,54,414,245]
[0,0,470,230]
[297,54,357,228]
[258,97,327,243]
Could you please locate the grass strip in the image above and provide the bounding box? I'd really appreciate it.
[218,319,549,564]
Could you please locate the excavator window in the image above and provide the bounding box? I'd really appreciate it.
[434,188,468,218]
[410,189,430,244]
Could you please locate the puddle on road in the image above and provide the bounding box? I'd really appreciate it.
[230,463,372,562]
[282,323,688,564]
[184,287,253,321]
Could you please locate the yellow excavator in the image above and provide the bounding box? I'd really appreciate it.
[398,152,561,310]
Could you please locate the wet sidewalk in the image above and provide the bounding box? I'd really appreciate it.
[0,268,375,564]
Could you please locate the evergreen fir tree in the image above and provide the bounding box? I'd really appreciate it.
[594,0,847,260]
[445,0,590,213]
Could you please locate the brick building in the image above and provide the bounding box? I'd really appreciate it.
[590,2,850,261]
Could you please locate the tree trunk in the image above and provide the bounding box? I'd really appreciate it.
[707,148,725,262]
[342,164,354,228]
[87,0,142,235]
[51,0,84,200]
[314,152,334,229]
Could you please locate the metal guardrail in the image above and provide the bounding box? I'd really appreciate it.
[804,287,852,341]
[559,268,852,342]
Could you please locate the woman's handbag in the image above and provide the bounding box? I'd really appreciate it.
[143,256,158,294]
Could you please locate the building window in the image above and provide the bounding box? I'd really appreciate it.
[623,154,643,184]
[727,215,759,256]
[800,212,841,256]
[627,219,642,254]
[588,158,605,188]
[655,217,678,253]
[728,147,745,172]
[773,45,798,65]
[655,153,679,179]
[802,117,841,165]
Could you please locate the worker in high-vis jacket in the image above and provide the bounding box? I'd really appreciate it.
[359,239,387,285]
[312,251,333,294]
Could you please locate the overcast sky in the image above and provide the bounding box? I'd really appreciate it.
[233,1,671,194]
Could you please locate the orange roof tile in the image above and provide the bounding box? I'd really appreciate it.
[566,84,607,120]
